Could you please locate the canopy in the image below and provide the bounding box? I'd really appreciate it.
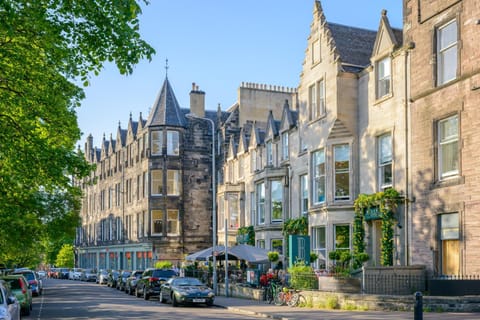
[228,244,271,264]
[185,245,226,261]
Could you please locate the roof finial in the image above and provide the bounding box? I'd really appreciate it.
[165,58,169,78]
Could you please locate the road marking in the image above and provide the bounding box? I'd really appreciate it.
[36,289,45,320]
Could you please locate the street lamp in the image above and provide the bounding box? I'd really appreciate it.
[186,113,217,295]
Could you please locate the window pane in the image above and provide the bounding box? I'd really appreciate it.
[167,131,179,155]
[334,145,350,200]
[167,210,179,234]
[335,225,350,250]
[257,183,265,224]
[439,115,459,178]
[441,213,459,242]
[151,131,162,155]
[227,194,239,229]
[438,20,457,84]
[167,170,181,195]
[271,180,283,221]
[378,134,393,188]
[151,170,163,195]
[152,210,163,235]
[440,47,457,83]
[300,174,308,215]
[313,149,325,203]
[312,227,326,269]
[271,239,283,255]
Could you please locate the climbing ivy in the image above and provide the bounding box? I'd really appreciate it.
[353,188,401,267]
[237,225,255,246]
[282,216,308,236]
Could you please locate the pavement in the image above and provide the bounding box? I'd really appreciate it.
[214,296,480,320]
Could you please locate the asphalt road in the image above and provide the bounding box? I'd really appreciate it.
[26,278,261,320]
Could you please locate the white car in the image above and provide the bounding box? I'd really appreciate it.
[69,268,83,280]
[0,280,20,320]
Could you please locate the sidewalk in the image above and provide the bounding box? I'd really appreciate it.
[214,296,480,320]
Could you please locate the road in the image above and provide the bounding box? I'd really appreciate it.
[26,278,261,320]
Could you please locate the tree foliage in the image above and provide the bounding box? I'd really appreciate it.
[0,0,155,267]
[55,244,74,268]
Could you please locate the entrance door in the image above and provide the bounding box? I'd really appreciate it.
[442,239,459,275]
[373,220,382,266]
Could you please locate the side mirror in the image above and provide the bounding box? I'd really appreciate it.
[7,296,16,305]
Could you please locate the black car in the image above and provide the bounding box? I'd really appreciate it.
[116,270,131,291]
[125,270,144,295]
[135,268,177,300]
[106,270,119,288]
[159,277,214,307]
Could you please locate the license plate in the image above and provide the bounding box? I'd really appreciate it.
[193,299,205,303]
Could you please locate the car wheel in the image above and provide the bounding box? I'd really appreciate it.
[172,294,178,307]
[143,289,149,300]
[206,300,213,307]
[23,306,31,316]
[159,291,166,304]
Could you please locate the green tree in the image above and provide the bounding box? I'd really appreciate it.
[56,244,74,268]
[0,0,155,267]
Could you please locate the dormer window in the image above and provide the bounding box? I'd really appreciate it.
[266,141,273,166]
[376,57,391,99]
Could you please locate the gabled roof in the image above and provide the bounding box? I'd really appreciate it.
[328,23,377,71]
[310,1,377,73]
[371,10,403,58]
[146,77,186,128]
[237,127,248,154]
[265,110,279,141]
[279,100,297,132]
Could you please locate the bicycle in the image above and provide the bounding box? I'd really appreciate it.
[274,287,302,307]
[265,280,283,304]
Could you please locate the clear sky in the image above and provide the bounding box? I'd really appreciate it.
[77,0,403,147]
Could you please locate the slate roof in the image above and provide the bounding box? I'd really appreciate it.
[146,77,186,128]
[328,22,377,71]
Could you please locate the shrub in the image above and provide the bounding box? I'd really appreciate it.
[155,260,173,269]
[288,261,318,290]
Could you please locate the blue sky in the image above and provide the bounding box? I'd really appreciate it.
[77,1,402,147]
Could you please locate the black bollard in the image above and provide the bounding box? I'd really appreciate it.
[414,291,423,320]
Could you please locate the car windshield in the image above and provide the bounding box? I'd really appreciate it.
[173,278,202,286]
[152,270,176,278]
[16,272,34,281]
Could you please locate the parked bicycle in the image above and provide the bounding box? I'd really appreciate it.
[274,287,303,307]
[265,280,283,304]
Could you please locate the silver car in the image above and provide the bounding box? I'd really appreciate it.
[0,280,20,320]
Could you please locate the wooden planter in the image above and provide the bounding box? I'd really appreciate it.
[318,276,361,293]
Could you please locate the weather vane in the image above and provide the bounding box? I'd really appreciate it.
[165,58,169,78]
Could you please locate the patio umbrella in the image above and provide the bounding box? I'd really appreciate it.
[228,244,271,264]
[185,245,226,261]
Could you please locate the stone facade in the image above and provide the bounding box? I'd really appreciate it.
[404,0,480,275]
[76,79,220,270]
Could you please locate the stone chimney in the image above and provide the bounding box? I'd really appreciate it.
[189,82,205,118]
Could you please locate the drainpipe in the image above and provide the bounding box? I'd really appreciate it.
[404,43,413,266]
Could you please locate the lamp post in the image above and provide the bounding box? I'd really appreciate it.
[186,113,217,295]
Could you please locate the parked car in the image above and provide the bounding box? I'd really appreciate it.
[106,270,119,288]
[80,269,97,282]
[0,275,32,316]
[36,270,46,280]
[12,269,42,296]
[96,270,108,285]
[69,268,83,280]
[125,270,144,295]
[58,268,70,279]
[135,268,177,300]
[159,277,214,307]
[0,279,20,320]
[116,270,131,291]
